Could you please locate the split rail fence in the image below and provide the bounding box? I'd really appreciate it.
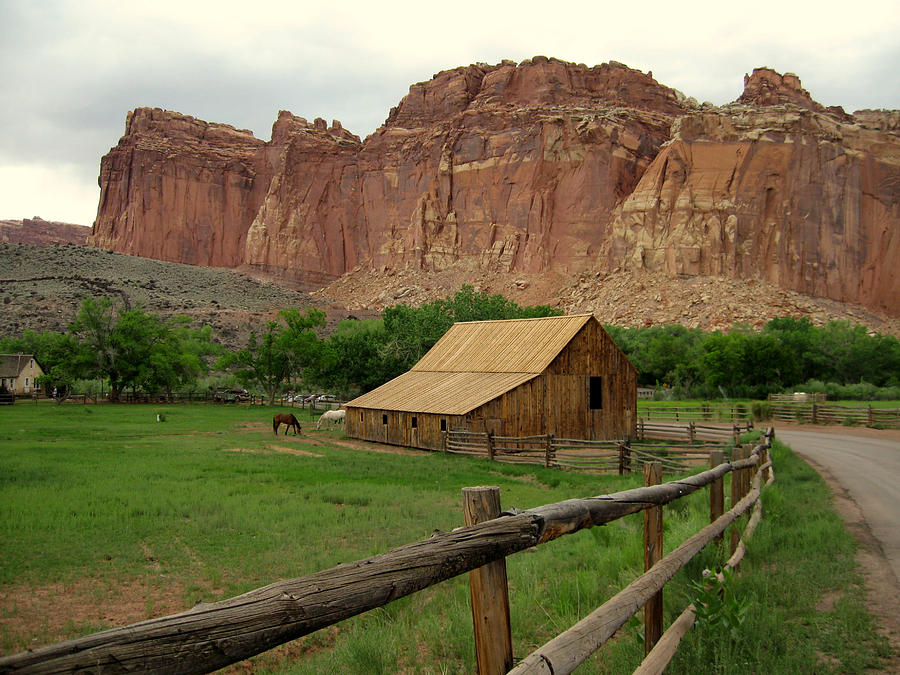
[444,421,754,474]
[770,402,900,429]
[636,404,754,424]
[0,430,775,675]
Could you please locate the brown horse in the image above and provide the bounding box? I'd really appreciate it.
[273,413,302,436]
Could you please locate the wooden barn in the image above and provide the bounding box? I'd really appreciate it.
[344,314,637,451]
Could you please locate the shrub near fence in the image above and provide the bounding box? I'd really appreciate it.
[0,431,775,674]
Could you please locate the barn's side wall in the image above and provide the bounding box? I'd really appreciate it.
[345,408,464,450]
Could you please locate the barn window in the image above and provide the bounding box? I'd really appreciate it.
[590,376,603,409]
[411,416,417,428]
[382,413,388,425]
[440,418,447,432]
[359,411,364,422]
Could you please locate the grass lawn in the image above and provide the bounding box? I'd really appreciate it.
[0,404,892,673]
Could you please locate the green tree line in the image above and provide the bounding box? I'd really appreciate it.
[3,290,899,402]
[606,317,900,399]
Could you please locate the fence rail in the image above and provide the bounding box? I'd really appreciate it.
[636,404,753,423]
[445,423,753,474]
[771,402,900,428]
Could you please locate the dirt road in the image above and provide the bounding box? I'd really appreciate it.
[774,425,900,664]
[775,427,900,582]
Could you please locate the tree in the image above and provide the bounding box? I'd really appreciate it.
[218,322,292,405]
[307,319,402,398]
[70,297,214,400]
[278,308,326,392]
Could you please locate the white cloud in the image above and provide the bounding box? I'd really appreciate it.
[1,0,898,223]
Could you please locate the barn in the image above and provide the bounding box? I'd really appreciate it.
[344,314,637,451]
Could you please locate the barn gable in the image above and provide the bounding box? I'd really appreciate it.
[345,314,637,450]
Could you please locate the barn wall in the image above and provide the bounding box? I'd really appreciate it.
[345,407,463,451]
[544,320,637,439]
[465,321,637,440]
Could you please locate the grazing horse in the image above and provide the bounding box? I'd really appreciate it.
[316,409,346,430]
[273,413,302,436]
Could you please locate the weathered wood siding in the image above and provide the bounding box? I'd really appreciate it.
[465,321,636,441]
[346,408,464,450]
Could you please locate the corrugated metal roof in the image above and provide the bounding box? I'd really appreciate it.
[412,314,593,373]
[346,371,538,415]
[346,314,595,414]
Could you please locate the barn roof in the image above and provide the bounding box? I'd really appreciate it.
[346,314,596,415]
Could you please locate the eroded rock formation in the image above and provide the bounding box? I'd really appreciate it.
[90,61,900,316]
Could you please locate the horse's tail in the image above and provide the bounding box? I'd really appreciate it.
[273,419,279,435]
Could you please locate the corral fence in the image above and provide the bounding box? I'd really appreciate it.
[771,402,900,429]
[637,403,753,424]
[444,421,754,474]
[0,430,776,675]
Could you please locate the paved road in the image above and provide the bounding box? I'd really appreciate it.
[775,429,900,584]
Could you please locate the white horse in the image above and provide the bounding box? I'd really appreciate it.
[317,409,346,429]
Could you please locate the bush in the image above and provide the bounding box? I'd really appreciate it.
[751,401,772,421]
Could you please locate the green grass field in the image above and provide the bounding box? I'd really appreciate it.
[0,404,891,673]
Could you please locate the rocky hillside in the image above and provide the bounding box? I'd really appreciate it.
[89,58,899,321]
[2,240,897,346]
[0,243,375,351]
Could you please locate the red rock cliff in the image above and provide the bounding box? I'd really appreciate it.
[90,62,900,315]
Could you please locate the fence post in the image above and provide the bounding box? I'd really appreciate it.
[462,487,513,675]
[643,462,663,654]
[811,403,818,424]
[638,417,644,440]
[443,431,448,454]
[544,434,554,468]
[618,440,632,475]
[487,432,495,461]
[730,446,748,555]
[760,445,769,483]
[709,450,725,542]
[867,405,873,427]
[689,422,696,443]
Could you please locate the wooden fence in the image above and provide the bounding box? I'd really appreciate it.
[0,430,775,674]
[771,402,900,429]
[637,404,754,424]
[444,422,754,474]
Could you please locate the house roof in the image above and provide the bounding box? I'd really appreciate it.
[346,314,597,415]
[0,354,37,378]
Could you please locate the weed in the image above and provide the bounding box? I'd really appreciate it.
[690,567,750,641]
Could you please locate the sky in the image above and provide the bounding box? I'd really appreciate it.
[1,0,898,226]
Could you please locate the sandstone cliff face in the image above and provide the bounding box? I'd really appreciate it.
[90,63,900,316]
[92,108,269,268]
[241,58,687,282]
[605,102,900,313]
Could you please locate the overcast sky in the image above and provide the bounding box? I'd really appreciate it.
[2,0,898,226]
